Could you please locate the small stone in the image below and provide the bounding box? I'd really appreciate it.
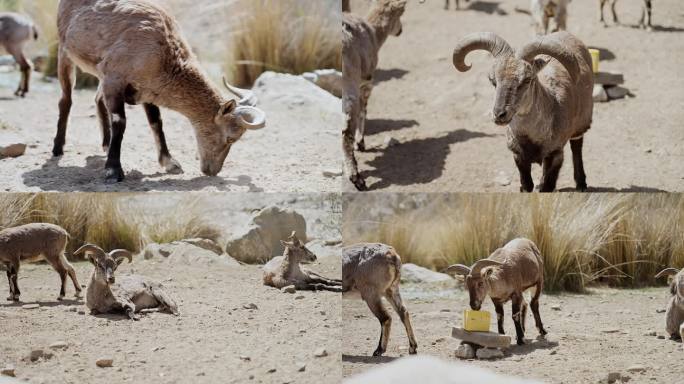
[294,295,305,300]
[656,335,666,339]
[78,310,86,315]
[1,366,15,377]
[49,341,68,350]
[0,143,26,158]
[455,343,475,359]
[239,355,251,361]
[551,305,561,311]
[243,303,258,310]
[656,309,666,313]
[322,169,343,178]
[281,285,296,294]
[627,365,647,373]
[384,137,400,148]
[452,327,511,349]
[607,372,622,383]
[476,348,504,359]
[494,171,511,187]
[593,84,608,102]
[601,328,621,334]
[644,330,656,336]
[22,304,40,310]
[96,358,113,368]
[296,362,306,372]
[314,348,328,357]
[66,307,78,312]
[605,85,629,100]
[267,368,277,373]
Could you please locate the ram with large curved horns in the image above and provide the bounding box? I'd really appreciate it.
[452,31,594,192]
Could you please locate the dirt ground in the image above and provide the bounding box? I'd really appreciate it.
[0,253,341,384]
[347,0,684,192]
[342,283,682,383]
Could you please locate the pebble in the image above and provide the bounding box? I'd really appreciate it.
[607,372,622,383]
[0,143,26,158]
[551,305,561,311]
[1,366,15,377]
[476,348,504,360]
[593,84,608,102]
[296,362,306,372]
[384,137,400,148]
[267,368,276,374]
[644,330,657,336]
[29,349,53,362]
[321,169,343,178]
[281,285,296,294]
[627,365,647,373]
[294,295,305,300]
[656,335,666,339]
[22,304,40,310]
[601,328,621,334]
[239,355,251,361]
[454,343,475,359]
[95,358,114,368]
[314,348,328,357]
[49,341,68,350]
[656,309,666,313]
[243,303,258,310]
[606,85,629,100]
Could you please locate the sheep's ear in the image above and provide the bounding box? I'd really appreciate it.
[482,267,495,280]
[531,58,549,74]
[219,100,237,116]
[86,254,97,265]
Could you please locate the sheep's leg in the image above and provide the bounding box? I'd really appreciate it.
[64,258,82,298]
[363,293,391,356]
[297,281,343,292]
[9,47,31,97]
[7,263,20,301]
[124,302,140,320]
[530,282,547,337]
[95,89,112,153]
[143,103,183,174]
[308,271,342,283]
[343,89,368,191]
[521,299,528,332]
[554,6,567,31]
[53,49,75,157]
[493,299,505,334]
[355,82,373,152]
[610,0,620,25]
[386,287,418,354]
[511,294,525,345]
[641,0,652,30]
[514,155,534,192]
[539,150,563,192]
[150,286,180,315]
[102,81,128,183]
[6,267,15,301]
[599,0,607,26]
[445,0,450,10]
[570,137,587,192]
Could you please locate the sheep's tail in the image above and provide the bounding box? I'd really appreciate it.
[389,249,403,288]
[32,25,39,40]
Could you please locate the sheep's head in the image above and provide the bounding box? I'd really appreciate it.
[281,231,316,264]
[75,244,133,285]
[370,0,408,37]
[656,268,684,298]
[445,259,503,310]
[453,31,581,125]
[197,80,266,176]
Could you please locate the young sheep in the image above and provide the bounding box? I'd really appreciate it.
[445,238,547,345]
[453,31,593,192]
[342,0,408,191]
[531,0,570,35]
[263,232,342,292]
[75,244,179,320]
[0,223,81,301]
[0,12,38,97]
[53,0,266,183]
[343,243,418,357]
[599,0,653,30]
[655,267,684,341]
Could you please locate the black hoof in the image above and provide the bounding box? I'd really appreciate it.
[409,346,417,355]
[372,348,385,357]
[104,167,125,183]
[356,140,366,152]
[576,183,587,192]
[351,174,368,191]
[52,145,64,157]
[517,339,525,346]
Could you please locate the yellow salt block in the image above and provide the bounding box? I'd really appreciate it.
[463,309,491,332]
[588,48,600,73]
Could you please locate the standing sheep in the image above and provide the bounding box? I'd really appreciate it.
[0,12,38,97]
[599,0,653,30]
[531,0,570,35]
[655,267,684,341]
[452,31,593,192]
[343,0,408,191]
[445,238,547,345]
[0,223,81,301]
[54,0,266,183]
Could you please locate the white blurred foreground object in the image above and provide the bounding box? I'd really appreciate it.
[344,355,544,384]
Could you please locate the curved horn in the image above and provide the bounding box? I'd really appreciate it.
[109,249,133,264]
[516,32,580,82]
[453,32,513,72]
[655,268,680,279]
[234,106,266,130]
[74,244,106,262]
[471,259,504,277]
[222,77,258,107]
[443,264,472,276]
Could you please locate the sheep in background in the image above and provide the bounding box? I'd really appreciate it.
[531,0,570,35]
[0,12,39,97]
[599,0,653,30]
[655,267,684,341]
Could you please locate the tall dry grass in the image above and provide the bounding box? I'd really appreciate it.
[0,194,220,259]
[344,194,684,292]
[226,0,342,86]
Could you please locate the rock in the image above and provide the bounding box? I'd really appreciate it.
[314,348,328,357]
[29,349,52,362]
[601,328,621,334]
[1,366,15,377]
[607,372,622,383]
[301,69,343,98]
[239,355,251,361]
[656,309,666,313]
[626,365,647,373]
[95,358,113,368]
[322,169,343,178]
[143,243,173,259]
[476,348,504,360]
[297,362,307,372]
[384,137,400,148]
[145,241,239,267]
[593,84,608,102]
[225,206,307,263]
[179,238,223,255]
[281,285,296,294]
[454,344,475,359]
[605,85,629,100]
[644,330,656,336]
[401,264,452,284]
[551,305,561,311]
[452,327,511,349]
[243,303,258,310]
[0,143,26,158]
[254,71,341,115]
[656,335,666,339]
[295,295,305,300]
[49,341,68,350]
[22,304,40,310]
[305,239,341,259]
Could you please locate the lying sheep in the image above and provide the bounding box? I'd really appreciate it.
[599,0,653,30]
[75,244,179,320]
[263,232,342,292]
[343,0,408,191]
[343,243,418,356]
[0,12,38,97]
[655,267,684,341]
[531,0,570,35]
[0,223,81,301]
[453,31,593,192]
[445,238,547,345]
[54,0,266,183]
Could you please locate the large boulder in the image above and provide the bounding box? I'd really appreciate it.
[401,264,452,284]
[302,69,342,98]
[225,206,307,264]
[143,240,238,267]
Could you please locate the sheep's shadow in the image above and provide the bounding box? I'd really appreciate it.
[373,68,409,84]
[342,354,398,365]
[558,185,668,193]
[586,46,616,61]
[627,24,684,33]
[363,129,496,190]
[21,155,264,192]
[506,336,559,356]
[466,1,507,15]
[364,119,419,136]
[0,298,81,308]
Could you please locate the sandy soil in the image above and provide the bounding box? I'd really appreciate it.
[347,0,684,192]
[342,282,682,383]
[0,253,341,384]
